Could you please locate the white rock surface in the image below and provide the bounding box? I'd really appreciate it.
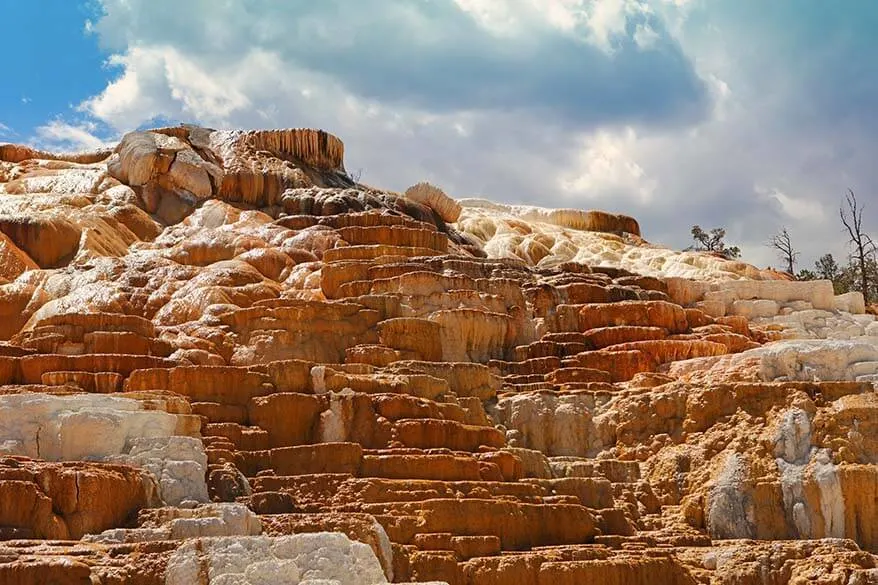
[813,449,845,538]
[673,335,878,384]
[490,393,603,457]
[164,533,390,585]
[669,278,840,317]
[774,407,815,538]
[707,453,755,539]
[0,393,208,505]
[110,436,209,505]
[86,503,261,544]
[706,404,854,542]
[755,309,875,340]
[756,339,878,381]
[834,291,866,314]
[455,201,773,280]
[719,280,836,311]
[404,182,461,223]
[730,299,780,319]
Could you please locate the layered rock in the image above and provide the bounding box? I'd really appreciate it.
[456,200,782,279]
[1,125,878,585]
[0,457,158,540]
[165,533,389,585]
[0,392,207,505]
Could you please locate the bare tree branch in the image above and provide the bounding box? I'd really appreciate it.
[840,189,876,302]
[767,227,799,276]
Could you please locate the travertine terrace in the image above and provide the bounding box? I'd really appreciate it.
[1,125,877,584]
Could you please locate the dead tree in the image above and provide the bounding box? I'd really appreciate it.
[840,189,877,302]
[768,227,799,275]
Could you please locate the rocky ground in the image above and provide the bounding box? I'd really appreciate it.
[0,126,877,584]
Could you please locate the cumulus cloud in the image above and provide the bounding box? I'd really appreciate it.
[455,0,660,53]
[33,120,116,151]
[82,46,253,130]
[57,0,878,269]
[560,127,657,204]
[84,0,708,129]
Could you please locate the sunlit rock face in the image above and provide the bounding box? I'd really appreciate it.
[1,125,878,585]
[0,393,208,506]
[455,199,783,280]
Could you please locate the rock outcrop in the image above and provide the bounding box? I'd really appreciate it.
[1,125,877,585]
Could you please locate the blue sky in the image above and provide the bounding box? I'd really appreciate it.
[2,0,877,269]
[0,1,107,142]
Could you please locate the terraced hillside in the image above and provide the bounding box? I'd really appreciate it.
[1,126,877,584]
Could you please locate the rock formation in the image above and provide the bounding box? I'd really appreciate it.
[0,125,877,584]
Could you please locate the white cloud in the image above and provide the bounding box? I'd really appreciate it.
[453,0,660,53]
[451,0,639,50]
[33,0,875,273]
[453,0,523,35]
[756,186,825,222]
[560,127,657,204]
[84,0,706,130]
[82,46,251,131]
[633,23,661,48]
[33,120,116,151]
[583,0,639,51]
[0,122,11,137]
[81,50,172,130]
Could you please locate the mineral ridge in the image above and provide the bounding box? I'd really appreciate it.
[0,126,876,584]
